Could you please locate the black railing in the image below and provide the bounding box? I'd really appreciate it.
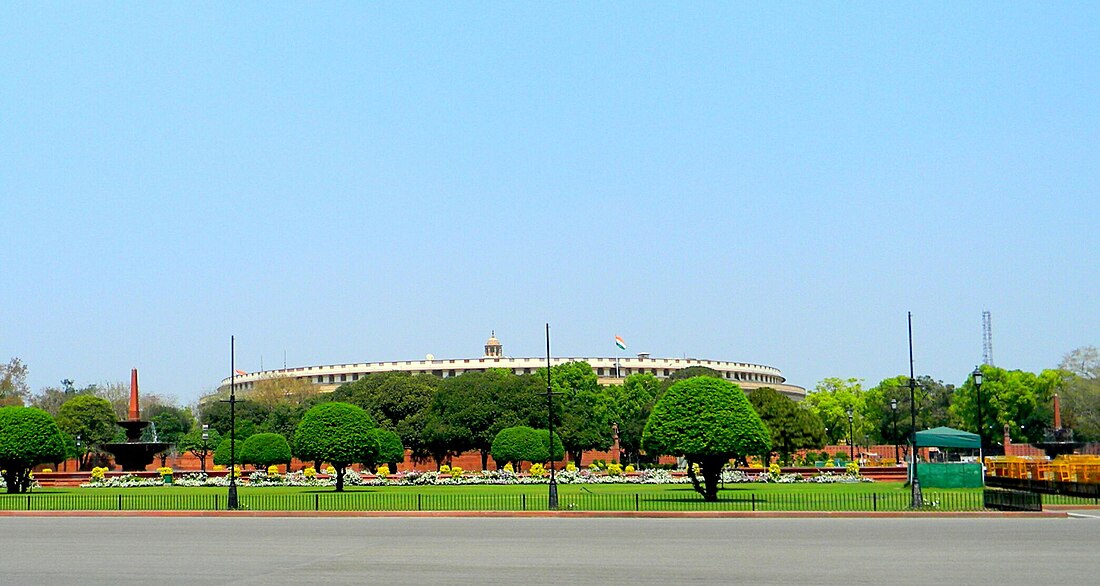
[0,491,988,512]
[983,489,1042,512]
[987,476,1100,500]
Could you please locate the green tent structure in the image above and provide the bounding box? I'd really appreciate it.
[914,426,983,488]
[915,426,980,450]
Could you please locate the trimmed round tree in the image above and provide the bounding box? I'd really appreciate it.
[490,426,564,470]
[213,437,242,467]
[368,428,405,472]
[293,402,379,491]
[0,407,67,493]
[643,377,771,501]
[240,433,292,470]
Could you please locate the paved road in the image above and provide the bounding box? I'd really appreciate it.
[1,516,1096,584]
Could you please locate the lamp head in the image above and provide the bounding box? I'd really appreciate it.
[973,366,983,386]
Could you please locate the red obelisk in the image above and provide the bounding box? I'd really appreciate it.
[129,368,140,421]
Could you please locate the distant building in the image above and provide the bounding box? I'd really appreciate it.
[217,333,806,401]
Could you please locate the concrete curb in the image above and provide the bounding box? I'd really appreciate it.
[0,510,1066,519]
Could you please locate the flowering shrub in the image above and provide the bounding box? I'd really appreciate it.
[213,465,225,471]
[376,464,390,477]
[439,465,451,474]
[157,467,173,476]
[624,464,635,473]
[768,463,782,481]
[528,463,547,477]
[303,467,317,479]
[565,462,577,472]
[323,465,336,475]
[846,462,860,477]
[81,474,163,488]
[90,467,108,481]
[503,462,514,473]
[41,468,52,473]
[449,466,463,478]
[607,463,623,476]
[807,471,873,484]
[267,465,280,477]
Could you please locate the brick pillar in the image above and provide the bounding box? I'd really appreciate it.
[1003,424,1012,457]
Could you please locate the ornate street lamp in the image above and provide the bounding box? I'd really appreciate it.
[890,399,899,464]
[846,409,854,461]
[200,424,209,474]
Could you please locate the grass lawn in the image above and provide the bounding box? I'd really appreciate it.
[0,481,1010,512]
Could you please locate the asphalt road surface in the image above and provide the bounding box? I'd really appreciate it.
[1,516,1096,584]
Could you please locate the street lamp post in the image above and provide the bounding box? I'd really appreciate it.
[907,312,923,508]
[891,399,899,464]
[545,323,558,510]
[200,424,209,474]
[75,434,82,472]
[220,336,239,510]
[973,366,984,449]
[846,409,854,462]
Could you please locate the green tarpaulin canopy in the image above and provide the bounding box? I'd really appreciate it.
[915,426,980,449]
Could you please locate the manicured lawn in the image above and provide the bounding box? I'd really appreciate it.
[0,481,1005,512]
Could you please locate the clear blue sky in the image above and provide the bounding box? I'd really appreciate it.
[2,4,1097,404]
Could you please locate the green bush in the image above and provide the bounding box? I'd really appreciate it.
[213,438,243,466]
[0,407,67,493]
[368,428,405,469]
[490,426,563,468]
[239,433,292,469]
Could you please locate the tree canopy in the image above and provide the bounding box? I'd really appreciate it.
[490,426,564,469]
[643,377,770,501]
[55,394,118,470]
[539,361,614,467]
[748,387,825,465]
[607,373,663,465]
[0,358,30,407]
[0,407,67,493]
[293,402,379,491]
[951,365,1059,445]
[330,372,438,458]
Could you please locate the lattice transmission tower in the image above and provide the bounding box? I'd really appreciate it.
[982,310,993,366]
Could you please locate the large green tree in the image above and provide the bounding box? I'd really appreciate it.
[950,365,1059,445]
[421,369,538,470]
[331,371,438,458]
[178,426,221,472]
[367,428,405,471]
[55,395,118,470]
[802,378,873,445]
[1059,346,1100,441]
[607,373,663,465]
[0,407,67,493]
[293,402,379,491]
[862,375,954,448]
[539,361,614,468]
[748,387,826,465]
[643,377,771,501]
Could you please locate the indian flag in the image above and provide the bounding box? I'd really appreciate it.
[615,335,627,350]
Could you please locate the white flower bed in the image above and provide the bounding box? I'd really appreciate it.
[77,467,872,488]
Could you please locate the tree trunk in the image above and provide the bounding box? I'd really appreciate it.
[570,450,582,470]
[335,465,345,492]
[481,450,489,471]
[702,458,720,502]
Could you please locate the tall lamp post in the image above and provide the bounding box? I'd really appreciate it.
[846,409,854,462]
[545,323,558,510]
[221,336,239,510]
[907,312,923,508]
[972,366,984,449]
[891,399,899,464]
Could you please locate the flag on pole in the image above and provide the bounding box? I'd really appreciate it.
[615,336,627,350]
[235,369,248,376]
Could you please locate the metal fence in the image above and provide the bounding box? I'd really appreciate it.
[983,489,1042,512]
[0,491,988,512]
[987,476,1100,501]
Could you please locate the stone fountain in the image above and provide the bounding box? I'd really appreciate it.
[1035,394,1083,459]
[101,369,169,471]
